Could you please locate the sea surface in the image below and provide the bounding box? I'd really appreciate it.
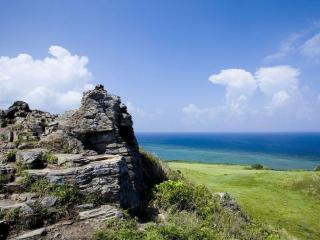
[136,133,320,170]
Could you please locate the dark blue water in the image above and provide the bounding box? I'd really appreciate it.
[136,133,320,170]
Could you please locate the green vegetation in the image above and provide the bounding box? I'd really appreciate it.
[15,160,28,175]
[21,176,81,208]
[0,202,59,230]
[14,132,34,145]
[168,162,320,239]
[93,153,288,240]
[314,165,320,171]
[5,149,17,162]
[248,163,265,170]
[41,152,58,164]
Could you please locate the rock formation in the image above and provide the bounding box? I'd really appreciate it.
[0,84,144,239]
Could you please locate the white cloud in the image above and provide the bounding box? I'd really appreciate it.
[0,45,93,112]
[271,90,290,108]
[184,65,305,121]
[265,33,301,61]
[255,65,299,97]
[265,20,320,62]
[301,33,320,58]
[208,69,257,111]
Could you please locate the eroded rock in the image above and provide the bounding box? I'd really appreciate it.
[78,204,122,220]
[16,149,48,169]
[15,227,46,240]
[0,84,146,239]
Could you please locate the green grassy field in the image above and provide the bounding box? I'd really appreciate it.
[168,162,320,240]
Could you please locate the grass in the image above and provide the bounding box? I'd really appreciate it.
[168,162,320,240]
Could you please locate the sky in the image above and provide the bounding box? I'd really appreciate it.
[1,0,320,132]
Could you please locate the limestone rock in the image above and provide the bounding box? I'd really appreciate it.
[40,196,57,208]
[4,101,31,120]
[15,227,46,240]
[16,148,48,169]
[26,155,139,208]
[10,193,38,203]
[216,192,247,220]
[78,204,122,220]
[0,84,147,238]
[0,200,33,215]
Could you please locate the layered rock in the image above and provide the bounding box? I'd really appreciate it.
[0,84,145,239]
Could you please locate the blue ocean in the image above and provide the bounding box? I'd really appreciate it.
[136,133,320,170]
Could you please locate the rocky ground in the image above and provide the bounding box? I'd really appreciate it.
[0,85,145,239]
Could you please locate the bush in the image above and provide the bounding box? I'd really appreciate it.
[153,180,194,212]
[250,164,264,170]
[92,216,144,240]
[15,160,27,176]
[5,150,17,162]
[41,152,58,164]
[0,202,60,230]
[314,165,320,171]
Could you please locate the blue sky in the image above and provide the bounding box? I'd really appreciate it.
[1,0,320,132]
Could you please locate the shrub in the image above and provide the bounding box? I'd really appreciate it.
[153,180,194,211]
[92,216,144,240]
[250,164,264,170]
[41,152,58,164]
[0,202,60,230]
[5,150,17,162]
[15,160,27,176]
[145,212,221,240]
[314,165,320,171]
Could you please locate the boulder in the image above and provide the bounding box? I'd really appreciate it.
[4,101,31,119]
[0,200,33,216]
[16,148,47,169]
[40,196,57,208]
[216,192,248,221]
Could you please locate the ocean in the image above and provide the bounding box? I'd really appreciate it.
[136,133,320,170]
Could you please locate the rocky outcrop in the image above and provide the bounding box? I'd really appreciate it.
[0,84,145,239]
[216,192,248,221]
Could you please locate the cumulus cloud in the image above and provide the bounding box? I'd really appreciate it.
[209,69,257,99]
[270,90,290,108]
[256,65,299,97]
[0,45,93,112]
[208,69,257,112]
[183,65,307,121]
